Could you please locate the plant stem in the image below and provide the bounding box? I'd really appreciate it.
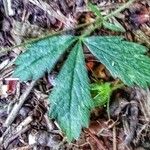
[104,0,137,20]
[0,21,93,54]
[112,83,125,91]
[0,0,136,53]
[82,0,137,37]
[80,20,103,39]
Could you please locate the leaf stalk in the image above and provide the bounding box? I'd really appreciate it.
[0,0,136,53]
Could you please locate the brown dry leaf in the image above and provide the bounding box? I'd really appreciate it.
[93,64,108,80]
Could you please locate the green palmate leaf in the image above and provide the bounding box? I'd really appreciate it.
[49,42,93,141]
[84,36,150,88]
[91,83,112,107]
[13,35,75,81]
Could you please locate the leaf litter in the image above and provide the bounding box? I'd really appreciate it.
[0,0,150,149]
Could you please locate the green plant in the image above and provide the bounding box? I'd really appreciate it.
[91,82,124,118]
[11,0,150,141]
[91,82,123,108]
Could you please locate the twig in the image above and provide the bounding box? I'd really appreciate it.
[2,0,14,16]
[11,145,34,150]
[16,116,33,132]
[104,0,137,20]
[0,126,10,145]
[80,0,137,38]
[113,126,117,150]
[4,125,30,148]
[135,123,149,143]
[0,0,136,54]
[44,114,55,131]
[3,116,32,147]
[85,128,106,150]
[3,80,36,127]
[0,21,92,54]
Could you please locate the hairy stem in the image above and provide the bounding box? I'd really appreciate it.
[104,0,137,20]
[0,0,136,53]
[0,21,93,54]
[82,0,137,37]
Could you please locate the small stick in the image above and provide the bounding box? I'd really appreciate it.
[1,0,135,54]
[3,80,36,127]
[113,126,117,150]
[4,125,30,148]
[16,116,33,132]
[2,0,14,16]
[0,116,33,145]
[11,145,34,150]
[85,128,106,150]
[0,126,10,145]
[44,114,54,131]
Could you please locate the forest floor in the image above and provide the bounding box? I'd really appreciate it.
[0,0,150,149]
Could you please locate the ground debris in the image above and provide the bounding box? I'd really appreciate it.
[0,0,150,149]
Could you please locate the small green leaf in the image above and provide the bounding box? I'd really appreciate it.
[49,42,93,141]
[88,3,102,18]
[13,35,75,81]
[84,36,150,88]
[91,83,112,107]
[103,21,125,32]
